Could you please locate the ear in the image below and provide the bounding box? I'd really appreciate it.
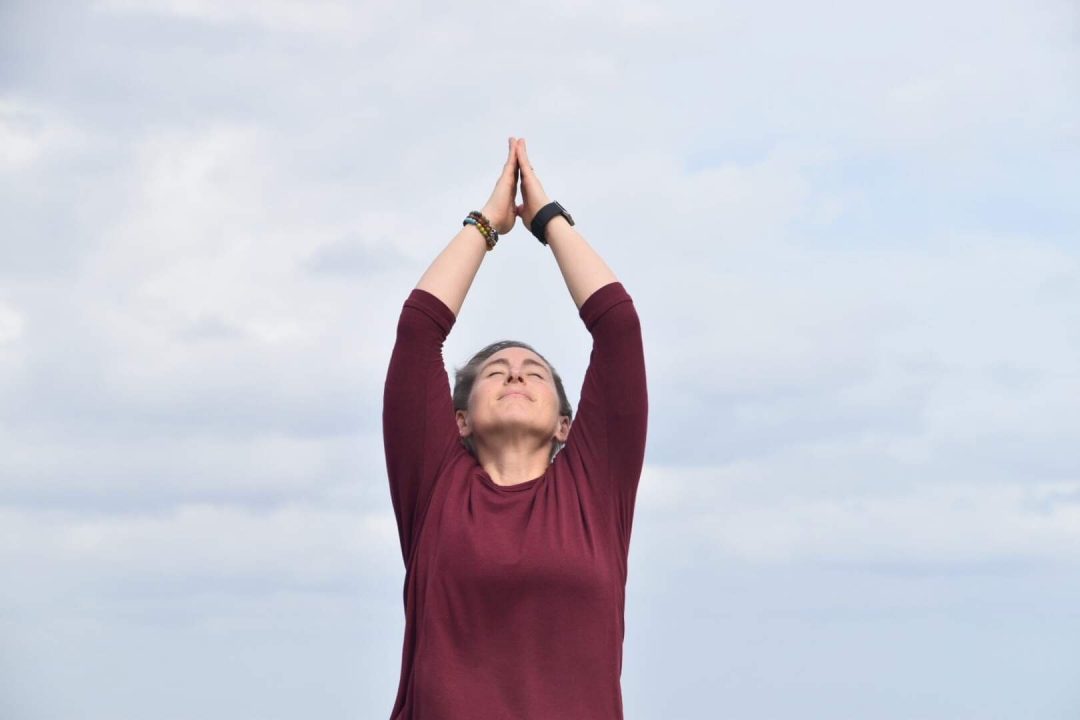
[554,415,571,443]
[455,409,471,438]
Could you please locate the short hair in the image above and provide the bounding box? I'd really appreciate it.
[452,340,573,463]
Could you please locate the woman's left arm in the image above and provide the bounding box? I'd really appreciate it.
[569,281,648,557]
[513,139,617,309]
[515,140,648,554]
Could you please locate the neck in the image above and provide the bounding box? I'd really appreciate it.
[474,436,552,487]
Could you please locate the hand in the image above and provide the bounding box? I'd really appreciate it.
[479,137,521,235]
[513,138,552,228]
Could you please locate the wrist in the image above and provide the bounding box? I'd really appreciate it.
[479,204,503,229]
[527,196,552,224]
[464,210,499,251]
[529,200,574,245]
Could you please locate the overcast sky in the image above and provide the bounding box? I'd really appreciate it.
[2,1,1079,718]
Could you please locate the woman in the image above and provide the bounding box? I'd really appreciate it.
[383,137,648,719]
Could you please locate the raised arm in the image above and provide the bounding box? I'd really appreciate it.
[415,137,521,316]
[513,138,618,310]
[383,139,522,564]
[514,139,647,556]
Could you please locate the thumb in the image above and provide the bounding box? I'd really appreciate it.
[499,136,518,181]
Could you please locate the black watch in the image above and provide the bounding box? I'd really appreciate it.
[529,201,575,246]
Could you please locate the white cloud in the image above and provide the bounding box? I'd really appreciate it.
[2,0,1079,715]
[0,501,400,607]
[0,98,83,171]
[638,463,1080,565]
[93,0,367,33]
[0,301,24,345]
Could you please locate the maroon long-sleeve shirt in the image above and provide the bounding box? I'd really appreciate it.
[382,281,648,720]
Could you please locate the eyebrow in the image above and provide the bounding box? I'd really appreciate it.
[481,358,548,373]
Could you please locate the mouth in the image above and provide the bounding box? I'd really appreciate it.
[500,391,531,400]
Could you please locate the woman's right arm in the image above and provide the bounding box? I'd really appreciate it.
[383,287,462,566]
[382,139,521,564]
[415,137,521,315]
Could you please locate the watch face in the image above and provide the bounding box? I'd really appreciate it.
[556,202,575,225]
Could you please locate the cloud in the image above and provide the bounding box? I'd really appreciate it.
[93,0,366,33]
[0,501,398,587]
[0,301,25,346]
[303,231,418,278]
[2,0,1079,716]
[637,463,1080,567]
[0,98,84,171]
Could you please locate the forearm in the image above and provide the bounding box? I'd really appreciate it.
[415,223,490,318]
[544,218,619,309]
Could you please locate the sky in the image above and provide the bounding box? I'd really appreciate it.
[1,0,1079,718]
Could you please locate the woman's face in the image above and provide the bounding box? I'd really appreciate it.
[456,346,570,451]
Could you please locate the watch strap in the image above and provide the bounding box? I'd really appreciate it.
[529,201,574,245]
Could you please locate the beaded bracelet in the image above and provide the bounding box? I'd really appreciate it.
[463,211,498,251]
[468,211,497,244]
[463,217,496,250]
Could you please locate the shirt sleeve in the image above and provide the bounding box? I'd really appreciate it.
[383,288,463,566]
[562,281,649,556]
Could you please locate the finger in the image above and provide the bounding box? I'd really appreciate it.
[491,141,516,195]
[515,152,526,190]
[515,139,533,177]
[501,138,521,185]
[518,142,544,196]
